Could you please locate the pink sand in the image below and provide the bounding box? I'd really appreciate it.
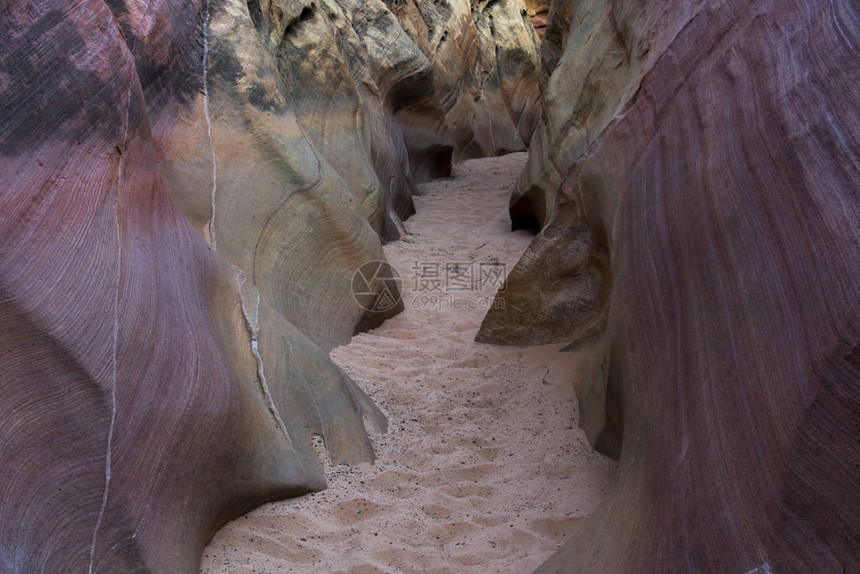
[200,153,616,573]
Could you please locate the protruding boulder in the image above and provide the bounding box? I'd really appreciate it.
[477,202,609,346]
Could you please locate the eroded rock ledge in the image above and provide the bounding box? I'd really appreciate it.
[479,0,860,572]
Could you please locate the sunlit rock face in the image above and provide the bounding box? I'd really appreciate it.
[480,0,860,572]
[385,0,542,161]
[523,0,549,35]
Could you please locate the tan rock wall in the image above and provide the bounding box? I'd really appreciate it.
[385,0,542,160]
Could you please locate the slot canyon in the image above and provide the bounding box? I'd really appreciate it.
[0,0,858,572]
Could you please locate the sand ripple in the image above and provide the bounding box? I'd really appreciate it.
[201,153,616,573]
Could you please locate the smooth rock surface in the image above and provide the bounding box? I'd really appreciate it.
[3,0,545,570]
[0,0,386,571]
[338,0,455,186]
[115,0,404,350]
[386,0,542,161]
[481,0,860,572]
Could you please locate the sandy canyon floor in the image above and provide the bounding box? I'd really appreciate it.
[200,153,616,573]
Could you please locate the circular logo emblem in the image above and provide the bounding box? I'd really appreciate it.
[351,260,403,313]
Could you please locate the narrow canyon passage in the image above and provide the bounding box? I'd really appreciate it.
[200,153,616,573]
[3,0,856,571]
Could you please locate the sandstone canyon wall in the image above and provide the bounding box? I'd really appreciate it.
[0,0,539,571]
[0,1,391,570]
[479,0,860,572]
[119,0,410,350]
[385,0,542,160]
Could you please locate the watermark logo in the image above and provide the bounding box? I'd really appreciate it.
[410,261,507,292]
[410,294,505,311]
[352,260,507,313]
[351,260,403,313]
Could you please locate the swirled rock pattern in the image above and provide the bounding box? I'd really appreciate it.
[0,0,463,569]
[480,0,860,572]
[330,0,454,187]
[1,0,540,569]
[114,0,406,350]
[0,2,386,572]
[385,0,542,160]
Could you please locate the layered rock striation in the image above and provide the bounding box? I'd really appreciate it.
[480,0,860,572]
[385,0,542,160]
[0,2,385,571]
[117,0,408,349]
[0,0,539,571]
